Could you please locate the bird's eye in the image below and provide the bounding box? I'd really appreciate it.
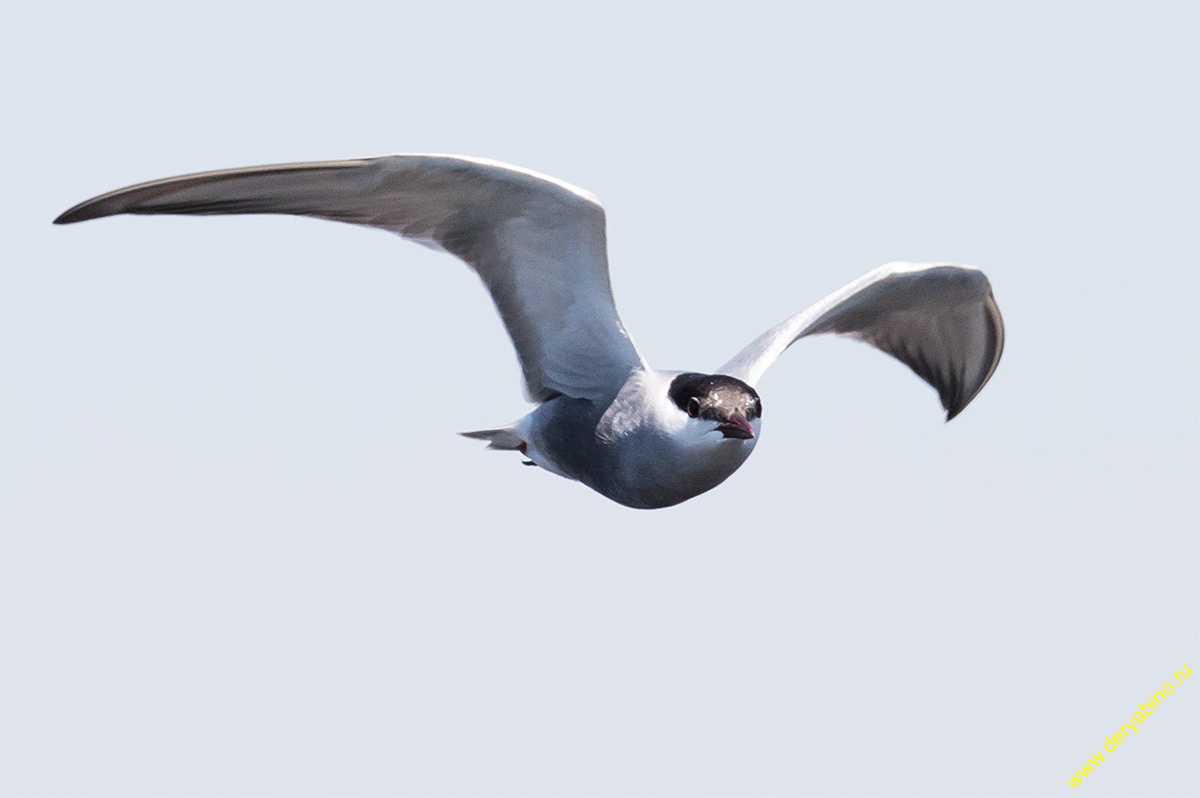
[748,398,762,420]
[686,397,702,418]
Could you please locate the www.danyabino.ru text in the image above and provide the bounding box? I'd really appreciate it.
[1066,665,1191,788]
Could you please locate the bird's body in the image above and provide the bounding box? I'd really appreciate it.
[56,154,1003,508]
[496,370,759,509]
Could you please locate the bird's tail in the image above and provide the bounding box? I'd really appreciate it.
[459,426,526,451]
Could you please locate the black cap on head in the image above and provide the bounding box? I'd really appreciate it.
[668,373,762,428]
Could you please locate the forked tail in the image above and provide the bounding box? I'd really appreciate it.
[459,426,526,451]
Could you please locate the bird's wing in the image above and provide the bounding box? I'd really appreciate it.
[716,262,1004,420]
[55,154,646,403]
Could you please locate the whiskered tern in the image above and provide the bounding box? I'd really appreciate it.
[56,155,1004,508]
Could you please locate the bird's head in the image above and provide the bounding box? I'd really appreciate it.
[667,372,762,441]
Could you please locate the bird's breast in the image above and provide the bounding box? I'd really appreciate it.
[606,429,756,508]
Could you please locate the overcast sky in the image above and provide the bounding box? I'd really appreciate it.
[2,2,1197,796]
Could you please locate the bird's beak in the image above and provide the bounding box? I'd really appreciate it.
[716,416,755,439]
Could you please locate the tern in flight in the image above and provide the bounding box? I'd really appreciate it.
[56,155,1004,508]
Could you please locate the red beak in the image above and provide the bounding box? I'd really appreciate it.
[716,416,755,439]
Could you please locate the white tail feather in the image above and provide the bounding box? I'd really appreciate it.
[459,426,525,451]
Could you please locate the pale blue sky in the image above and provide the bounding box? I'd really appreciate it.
[2,2,1197,796]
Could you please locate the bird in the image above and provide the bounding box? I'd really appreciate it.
[55,154,1004,509]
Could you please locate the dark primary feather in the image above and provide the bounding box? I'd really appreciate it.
[814,269,1005,421]
[54,161,364,224]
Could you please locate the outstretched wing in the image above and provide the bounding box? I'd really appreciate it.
[55,154,647,403]
[717,262,1004,420]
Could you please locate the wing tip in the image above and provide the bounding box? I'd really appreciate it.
[53,205,92,225]
[55,195,130,225]
[940,372,989,422]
